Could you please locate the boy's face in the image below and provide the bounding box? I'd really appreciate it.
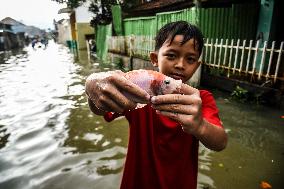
[150,35,201,83]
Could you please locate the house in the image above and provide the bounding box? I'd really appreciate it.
[54,18,72,46]
[0,21,20,51]
[57,1,95,51]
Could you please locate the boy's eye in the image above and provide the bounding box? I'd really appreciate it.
[165,53,176,59]
[187,57,197,64]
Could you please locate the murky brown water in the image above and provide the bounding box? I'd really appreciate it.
[0,42,283,189]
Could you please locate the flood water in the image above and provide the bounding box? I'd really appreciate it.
[0,41,283,189]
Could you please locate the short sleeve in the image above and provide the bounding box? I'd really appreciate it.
[200,90,223,127]
[104,112,123,122]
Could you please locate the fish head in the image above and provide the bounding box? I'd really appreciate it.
[151,75,182,95]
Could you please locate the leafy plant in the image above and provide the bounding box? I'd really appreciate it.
[231,86,249,102]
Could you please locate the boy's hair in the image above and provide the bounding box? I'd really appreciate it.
[154,21,204,56]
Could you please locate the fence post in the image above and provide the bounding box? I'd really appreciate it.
[213,39,218,66]
[227,39,234,77]
[205,38,209,63]
[252,40,260,75]
[274,42,283,82]
[218,39,223,68]
[258,41,267,79]
[266,41,275,80]
[239,40,246,73]
[209,38,213,64]
[222,39,228,67]
[245,40,253,75]
[233,39,240,74]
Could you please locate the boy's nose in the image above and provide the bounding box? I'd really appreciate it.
[175,58,185,69]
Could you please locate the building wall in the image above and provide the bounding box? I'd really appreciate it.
[57,19,72,45]
[76,23,94,50]
[74,1,95,50]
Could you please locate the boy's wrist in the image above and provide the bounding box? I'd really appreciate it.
[193,118,206,138]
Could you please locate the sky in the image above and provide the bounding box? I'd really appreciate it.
[0,0,70,30]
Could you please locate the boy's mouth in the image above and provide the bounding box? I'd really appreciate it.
[170,73,184,80]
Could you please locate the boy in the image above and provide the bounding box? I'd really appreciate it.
[85,21,228,189]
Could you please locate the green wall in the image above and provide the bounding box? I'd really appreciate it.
[122,2,259,40]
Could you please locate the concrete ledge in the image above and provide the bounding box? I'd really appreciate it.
[201,74,284,108]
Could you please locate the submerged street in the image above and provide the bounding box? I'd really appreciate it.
[0,41,283,189]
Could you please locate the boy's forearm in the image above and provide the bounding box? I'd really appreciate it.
[87,98,106,116]
[195,119,228,151]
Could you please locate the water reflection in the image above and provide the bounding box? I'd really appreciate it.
[0,41,128,189]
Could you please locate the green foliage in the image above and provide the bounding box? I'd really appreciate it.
[231,86,249,102]
[52,0,139,27]
[230,85,264,104]
[51,0,86,8]
[89,0,118,26]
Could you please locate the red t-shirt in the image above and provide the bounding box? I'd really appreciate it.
[104,90,222,189]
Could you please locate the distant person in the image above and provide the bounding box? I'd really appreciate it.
[41,38,48,49]
[31,39,37,49]
[85,21,228,189]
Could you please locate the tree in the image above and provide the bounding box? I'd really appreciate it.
[89,0,118,26]
[52,0,137,26]
[51,0,86,9]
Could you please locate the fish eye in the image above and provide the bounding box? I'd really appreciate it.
[164,80,170,85]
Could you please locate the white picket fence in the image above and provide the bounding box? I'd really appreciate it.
[203,39,283,82]
[108,36,284,83]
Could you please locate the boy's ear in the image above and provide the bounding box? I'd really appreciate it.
[150,52,158,67]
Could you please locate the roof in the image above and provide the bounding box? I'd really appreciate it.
[123,0,258,17]
[124,0,194,17]
[1,17,25,26]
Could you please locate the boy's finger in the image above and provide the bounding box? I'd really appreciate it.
[151,93,199,105]
[99,84,138,110]
[179,83,199,95]
[152,104,196,115]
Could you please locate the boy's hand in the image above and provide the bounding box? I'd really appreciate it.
[150,84,203,135]
[85,70,150,113]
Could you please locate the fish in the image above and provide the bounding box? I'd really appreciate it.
[124,69,182,96]
[88,69,182,107]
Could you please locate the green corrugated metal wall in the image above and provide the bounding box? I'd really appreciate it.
[122,2,258,40]
[156,8,198,31]
[198,3,258,40]
[111,5,123,35]
[96,24,112,60]
[124,16,157,36]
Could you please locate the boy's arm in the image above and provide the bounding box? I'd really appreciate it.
[194,118,227,151]
[151,84,227,151]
